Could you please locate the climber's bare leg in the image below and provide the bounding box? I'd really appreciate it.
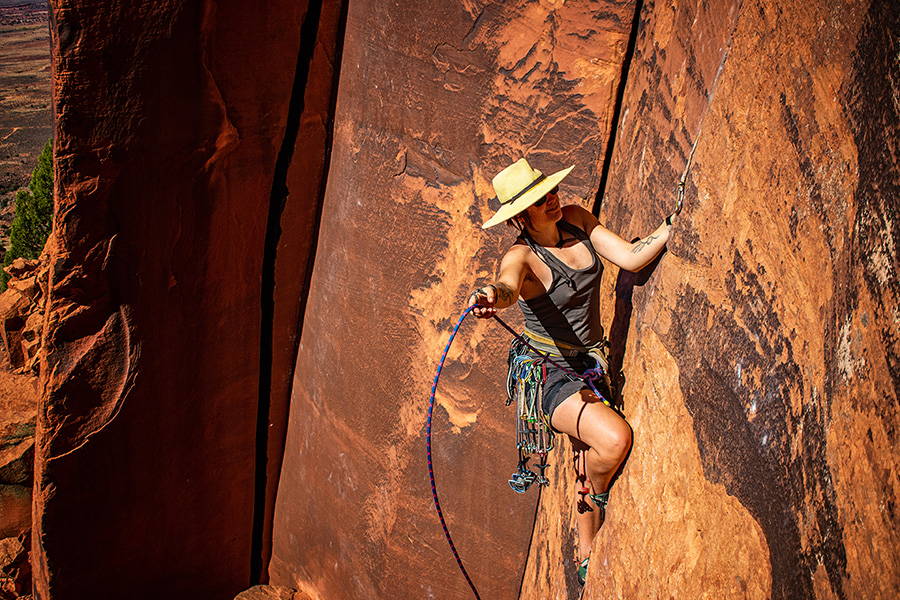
[552,389,633,561]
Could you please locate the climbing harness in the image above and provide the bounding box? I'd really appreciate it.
[426,306,611,598]
[501,327,611,495]
[492,315,610,403]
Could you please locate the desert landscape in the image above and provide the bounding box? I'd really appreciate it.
[0,1,50,248]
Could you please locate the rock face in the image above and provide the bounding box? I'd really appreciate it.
[268,2,636,599]
[0,374,35,600]
[523,0,898,599]
[34,1,342,598]
[36,0,897,599]
[0,402,34,541]
[0,532,31,599]
[0,257,41,600]
[0,257,46,373]
[233,585,313,600]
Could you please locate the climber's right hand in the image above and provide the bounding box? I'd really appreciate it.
[468,284,497,318]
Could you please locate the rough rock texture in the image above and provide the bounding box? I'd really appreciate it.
[0,259,40,597]
[0,346,36,599]
[35,1,341,597]
[0,251,45,600]
[521,0,899,599]
[233,585,313,600]
[0,370,37,539]
[270,1,636,599]
[0,531,31,599]
[0,257,46,373]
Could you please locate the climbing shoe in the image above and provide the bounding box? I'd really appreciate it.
[577,557,590,585]
[589,491,609,510]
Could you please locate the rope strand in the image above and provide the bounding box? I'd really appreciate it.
[426,306,482,599]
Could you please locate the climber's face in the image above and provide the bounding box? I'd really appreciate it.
[525,188,562,224]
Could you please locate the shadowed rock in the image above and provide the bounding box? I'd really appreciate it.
[33,1,343,597]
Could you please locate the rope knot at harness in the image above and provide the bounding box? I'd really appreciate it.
[580,365,611,407]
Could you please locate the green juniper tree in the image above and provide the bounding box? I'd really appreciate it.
[1,139,53,290]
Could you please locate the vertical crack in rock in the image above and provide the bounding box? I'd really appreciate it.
[618,0,897,596]
[592,0,644,216]
[595,0,745,219]
[252,0,326,585]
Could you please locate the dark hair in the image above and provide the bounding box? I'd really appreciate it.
[506,212,531,232]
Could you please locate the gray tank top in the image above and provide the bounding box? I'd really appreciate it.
[516,220,603,348]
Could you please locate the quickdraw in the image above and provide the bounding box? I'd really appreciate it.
[506,350,552,493]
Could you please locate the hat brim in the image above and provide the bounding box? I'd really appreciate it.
[482,165,575,229]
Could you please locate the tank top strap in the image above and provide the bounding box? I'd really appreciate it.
[519,223,578,289]
[557,219,589,241]
[557,220,597,254]
[558,219,598,256]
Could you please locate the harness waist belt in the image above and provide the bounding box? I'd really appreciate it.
[522,329,607,356]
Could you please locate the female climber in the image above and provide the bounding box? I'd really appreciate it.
[468,158,681,585]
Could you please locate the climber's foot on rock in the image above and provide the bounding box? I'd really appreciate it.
[577,557,589,585]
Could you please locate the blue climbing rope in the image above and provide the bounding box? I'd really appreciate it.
[425,305,482,600]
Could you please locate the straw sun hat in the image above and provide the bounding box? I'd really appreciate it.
[482,158,575,229]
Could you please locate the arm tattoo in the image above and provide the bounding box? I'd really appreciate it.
[631,234,659,254]
[495,283,515,304]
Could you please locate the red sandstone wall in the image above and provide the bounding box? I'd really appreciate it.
[262,0,346,581]
[269,1,635,599]
[522,0,898,598]
[35,1,340,597]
